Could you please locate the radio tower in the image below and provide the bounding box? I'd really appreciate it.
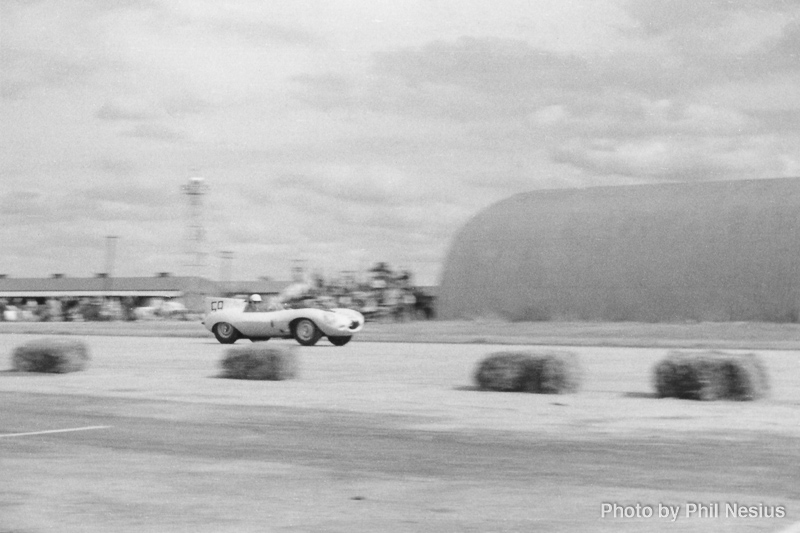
[182,177,209,277]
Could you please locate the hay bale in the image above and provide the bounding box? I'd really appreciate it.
[220,345,298,381]
[474,352,530,391]
[524,351,582,394]
[474,350,580,393]
[12,338,90,373]
[653,350,769,401]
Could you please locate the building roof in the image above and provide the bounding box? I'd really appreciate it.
[0,275,220,298]
[0,275,302,299]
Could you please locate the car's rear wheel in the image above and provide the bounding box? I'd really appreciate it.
[328,335,351,346]
[293,319,322,346]
[213,322,240,344]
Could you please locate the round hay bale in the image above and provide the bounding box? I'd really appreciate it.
[12,338,90,373]
[220,345,298,381]
[531,351,582,394]
[653,350,769,401]
[474,350,580,393]
[474,352,530,391]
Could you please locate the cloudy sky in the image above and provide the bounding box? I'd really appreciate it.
[2,0,799,285]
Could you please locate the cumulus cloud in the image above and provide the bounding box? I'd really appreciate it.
[293,37,593,121]
[373,37,588,94]
[162,94,214,117]
[624,0,795,36]
[83,184,176,209]
[290,26,799,184]
[0,184,177,229]
[96,101,160,122]
[0,48,102,100]
[552,135,787,180]
[532,97,756,139]
[0,1,143,100]
[0,190,46,221]
[205,17,320,47]
[622,1,800,81]
[122,123,186,141]
[272,165,425,206]
[96,95,213,141]
[92,158,140,177]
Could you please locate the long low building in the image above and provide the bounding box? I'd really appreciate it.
[0,274,292,312]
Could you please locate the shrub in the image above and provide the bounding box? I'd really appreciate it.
[653,350,769,401]
[220,345,298,381]
[474,350,580,393]
[12,338,90,373]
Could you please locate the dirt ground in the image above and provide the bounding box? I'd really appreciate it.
[1,326,799,532]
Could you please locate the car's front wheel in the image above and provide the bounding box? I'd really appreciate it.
[328,335,351,346]
[293,319,322,346]
[213,322,240,344]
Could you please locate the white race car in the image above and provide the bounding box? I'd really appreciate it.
[202,296,364,346]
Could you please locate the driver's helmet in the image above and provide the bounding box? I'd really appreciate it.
[249,294,262,303]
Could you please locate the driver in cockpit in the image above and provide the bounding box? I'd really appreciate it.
[244,294,262,312]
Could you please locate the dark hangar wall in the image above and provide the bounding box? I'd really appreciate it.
[439,178,800,322]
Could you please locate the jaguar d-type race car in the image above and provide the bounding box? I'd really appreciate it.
[202,296,364,346]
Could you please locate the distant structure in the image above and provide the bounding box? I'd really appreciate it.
[218,250,234,283]
[103,235,118,297]
[181,177,209,277]
[439,178,800,322]
[291,259,307,283]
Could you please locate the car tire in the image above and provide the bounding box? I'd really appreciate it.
[213,322,240,344]
[293,319,322,346]
[328,336,351,346]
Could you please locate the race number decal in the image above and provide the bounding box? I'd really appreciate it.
[210,300,224,311]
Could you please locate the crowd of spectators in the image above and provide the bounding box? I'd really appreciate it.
[275,262,435,322]
[0,297,187,322]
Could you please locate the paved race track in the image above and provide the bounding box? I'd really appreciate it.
[1,335,799,532]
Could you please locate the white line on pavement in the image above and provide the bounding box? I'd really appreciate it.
[0,425,112,438]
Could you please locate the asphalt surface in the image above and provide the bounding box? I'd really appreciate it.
[2,392,799,532]
[4,392,798,489]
